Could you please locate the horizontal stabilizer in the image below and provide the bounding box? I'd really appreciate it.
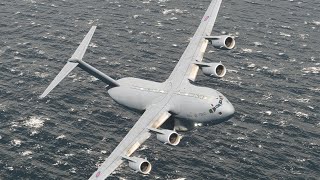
[39,26,96,98]
[70,26,96,61]
[40,62,78,98]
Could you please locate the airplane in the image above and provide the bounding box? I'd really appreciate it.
[40,0,236,179]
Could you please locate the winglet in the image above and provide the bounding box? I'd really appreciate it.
[39,26,96,98]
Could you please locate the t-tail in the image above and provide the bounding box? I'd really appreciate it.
[40,26,119,98]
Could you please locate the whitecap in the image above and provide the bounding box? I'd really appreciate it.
[86,149,92,154]
[23,0,36,3]
[11,121,20,128]
[265,111,272,116]
[142,0,151,4]
[68,74,76,78]
[69,167,77,174]
[278,120,287,127]
[295,112,309,119]
[299,34,308,39]
[227,69,239,73]
[14,56,22,60]
[280,32,291,37]
[89,76,99,82]
[162,9,184,15]
[236,136,247,140]
[253,42,262,46]
[53,161,62,166]
[296,98,310,103]
[139,31,148,35]
[155,21,163,27]
[311,20,320,26]
[309,87,320,92]
[58,36,66,40]
[297,158,306,162]
[281,25,292,29]
[37,49,45,55]
[262,93,273,100]
[21,150,33,156]
[88,20,96,25]
[34,72,49,78]
[138,145,149,151]
[169,17,178,20]
[30,130,38,136]
[56,134,66,139]
[242,48,253,53]
[308,106,314,110]
[302,67,320,74]
[89,42,98,48]
[11,139,22,146]
[6,167,14,171]
[65,153,74,157]
[24,116,48,129]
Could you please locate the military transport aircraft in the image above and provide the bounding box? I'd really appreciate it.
[40,0,235,179]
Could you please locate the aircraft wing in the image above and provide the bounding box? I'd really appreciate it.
[89,103,171,179]
[167,0,222,82]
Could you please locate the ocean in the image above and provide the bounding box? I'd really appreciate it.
[0,0,319,179]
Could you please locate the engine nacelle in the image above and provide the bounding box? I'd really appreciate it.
[152,129,181,146]
[199,63,226,78]
[127,157,152,174]
[206,35,235,50]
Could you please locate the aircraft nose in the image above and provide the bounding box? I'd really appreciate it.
[223,102,235,120]
[218,97,235,121]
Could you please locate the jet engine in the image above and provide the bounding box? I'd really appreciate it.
[127,157,152,174]
[207,35,235,50]
[150,128,181,146]
[200,63,226,78]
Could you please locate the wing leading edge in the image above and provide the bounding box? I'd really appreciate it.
[89,104,171,179]
[168,0,222,83]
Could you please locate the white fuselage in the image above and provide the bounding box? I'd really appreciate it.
[108,78,234,124]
